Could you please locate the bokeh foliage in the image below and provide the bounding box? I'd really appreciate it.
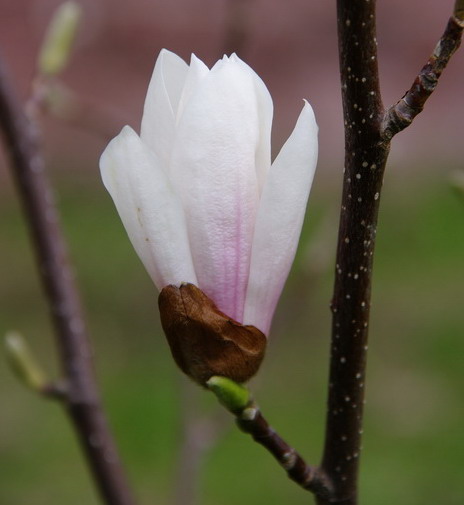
[1,168,463,504]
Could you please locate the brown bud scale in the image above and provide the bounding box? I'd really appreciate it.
[158,283,266,386]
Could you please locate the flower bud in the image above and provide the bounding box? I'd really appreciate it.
[5,331,48,392]
[101,51,318,385]
[38,1,82,76]
[159,284,266,385]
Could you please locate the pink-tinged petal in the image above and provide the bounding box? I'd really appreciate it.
[140,49,189,166]
[230,54,273,193]
[100,125,197,290]
[169,57,262,322]
[243,101,318,335]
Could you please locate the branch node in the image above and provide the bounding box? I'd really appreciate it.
[281,450,298,470]
[240,406,258,421]
[42,379,70,401]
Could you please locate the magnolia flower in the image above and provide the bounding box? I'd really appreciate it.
[100,50,318,342]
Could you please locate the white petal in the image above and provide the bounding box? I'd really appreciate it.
[169,57,262,322]
[175,54,209,124]
[230,54,273,193]
[100,125,197,290]
[243,101,318,334]
[140,49,189,167]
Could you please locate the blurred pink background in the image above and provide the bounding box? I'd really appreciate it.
[0,0,463,178]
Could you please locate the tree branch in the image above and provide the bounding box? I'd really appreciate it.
[318,2,464,504]
[318,2,387,504]
[0,55,136,505]
[207,377,331,498]
[382,9,464,139]
[236,404,331,497]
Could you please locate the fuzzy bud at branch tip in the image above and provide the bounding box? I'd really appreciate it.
[5,331,48,392]
[158,283,266,387]
[38,1,82,76]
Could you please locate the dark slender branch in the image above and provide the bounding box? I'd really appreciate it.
[318,1,388,504]
[233,401,331,498]
[318,2,464,505]
[382,12,464,139]
[0,55,136,505]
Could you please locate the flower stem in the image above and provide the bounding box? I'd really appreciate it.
[207,376,332,497]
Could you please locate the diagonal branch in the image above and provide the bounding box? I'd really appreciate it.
[207,377,332,498]
[236,404,330,496]
[0,55,136,505]
[382,5,464,139]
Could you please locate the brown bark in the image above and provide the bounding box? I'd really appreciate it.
[0,56,136,505]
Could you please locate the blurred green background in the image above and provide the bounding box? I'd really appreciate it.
[1,169,463,505]
[1,1,464,504]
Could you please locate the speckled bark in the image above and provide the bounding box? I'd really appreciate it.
[317,2,463,505]
[317,1,389,503]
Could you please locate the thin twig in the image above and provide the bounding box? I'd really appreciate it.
[0,55,136,505]
[382,12,464,139]
[233,401,331,498]
[207,376,331,497]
